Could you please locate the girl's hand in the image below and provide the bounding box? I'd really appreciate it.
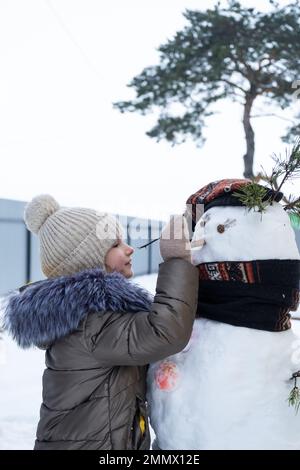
[159,215,191,263]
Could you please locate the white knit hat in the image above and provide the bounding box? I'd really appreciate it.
[24,195,124,278]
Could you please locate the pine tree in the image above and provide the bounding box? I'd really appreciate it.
[115,1,300,178]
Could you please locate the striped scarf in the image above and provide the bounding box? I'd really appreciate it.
[196,259,300,332]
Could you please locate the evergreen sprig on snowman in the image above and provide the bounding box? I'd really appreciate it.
[234,140,300,225]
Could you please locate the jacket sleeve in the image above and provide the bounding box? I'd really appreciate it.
[84,258,199,367]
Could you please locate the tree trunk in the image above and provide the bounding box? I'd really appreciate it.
[242,93,256,179]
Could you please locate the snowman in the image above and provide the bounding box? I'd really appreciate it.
[147,178,300,450]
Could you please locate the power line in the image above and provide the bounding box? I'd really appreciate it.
[44,0,103,82]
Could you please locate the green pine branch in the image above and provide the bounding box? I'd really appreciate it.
[235,140,300,214]
[270,139,300,200]
[233,183,270,213]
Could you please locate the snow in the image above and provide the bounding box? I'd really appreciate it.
[0,331,44,449]
[133,273,157,294]
[148,318,300,450]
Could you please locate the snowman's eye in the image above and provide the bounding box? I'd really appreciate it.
[216,219,237,234]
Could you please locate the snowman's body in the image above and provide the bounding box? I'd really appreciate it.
[147,203,300,450]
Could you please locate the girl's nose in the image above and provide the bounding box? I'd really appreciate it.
[126,244,134,255]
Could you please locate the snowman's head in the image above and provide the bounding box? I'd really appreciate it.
[186,179,300,265]
[191,202,300,265]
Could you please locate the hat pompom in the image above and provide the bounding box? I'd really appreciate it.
[24,194,60,234]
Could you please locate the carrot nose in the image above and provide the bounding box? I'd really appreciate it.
[191,238,206,249]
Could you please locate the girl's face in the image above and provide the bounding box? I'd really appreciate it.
[105,239,135,278]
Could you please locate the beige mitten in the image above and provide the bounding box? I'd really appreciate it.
[159,215,191,263]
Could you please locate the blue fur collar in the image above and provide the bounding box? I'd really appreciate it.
[3,269,152,349]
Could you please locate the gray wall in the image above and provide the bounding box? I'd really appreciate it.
[0,199,163,295]
[0,199,30,295]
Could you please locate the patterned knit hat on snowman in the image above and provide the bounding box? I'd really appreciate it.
[186,178,283,232]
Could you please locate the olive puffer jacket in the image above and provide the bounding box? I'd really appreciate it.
[4,258,198,450]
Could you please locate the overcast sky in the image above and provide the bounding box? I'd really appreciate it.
[0,0,298,220]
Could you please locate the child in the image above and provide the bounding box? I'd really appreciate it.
[3,194,198,450]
